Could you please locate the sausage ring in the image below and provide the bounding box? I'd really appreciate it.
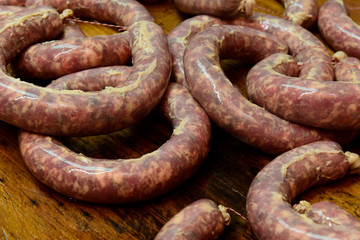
[0,0,171,136]
[246,141,360,240]
[184,24,354,154]
[246,53,360,130]
[18,82,212,203]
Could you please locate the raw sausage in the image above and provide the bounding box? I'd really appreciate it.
[332,51,360,83]
[49,66,132,91]
[0,0,171,136]
[184,24,355,154]
[293,200,360,230]
[13,32,131,80]
[318,0,360,59]
[59,21,86,39]
[168,15,222,88]
[154,199,230,240]
[224,12,334,82]
[169,12,334,91]
[246,53,360,130]
[18,83,212,203]
[246,141,360,240]
[280,0,318,28]
[173,0,255,18]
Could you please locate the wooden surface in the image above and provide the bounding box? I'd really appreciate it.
[1,0,360,239]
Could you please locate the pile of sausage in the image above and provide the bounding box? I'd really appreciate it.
[0,0,360,239]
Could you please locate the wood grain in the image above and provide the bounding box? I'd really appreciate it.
[1,0,360,239]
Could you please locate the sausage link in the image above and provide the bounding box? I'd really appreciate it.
[293,200,360,230]
[184,24,355,154]
[154,199,230,240]
[318,0,360,59]
[246,53,360,130]
[48,66,132,91]
[0,1,171,136]
[174,0,255,18]
[246,141,360,240]
[13,32,131,80]
[18,83,212,203]
[280,0,318,29]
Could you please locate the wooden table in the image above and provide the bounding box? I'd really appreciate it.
[1,0,360,239]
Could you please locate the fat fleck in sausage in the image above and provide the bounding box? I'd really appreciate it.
[173,0,255,18]
[13,32,131,80]
[184,24,355,154]
[293,200,360,230]
[154,199,230,240]
[0,0,171,136]
[318,0,360,59]
[246,141,360,240]
[18,83,212,203]
[280,0,318,28]
[246,53,360,130]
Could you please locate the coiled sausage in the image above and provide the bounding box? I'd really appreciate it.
[18,83,212,203]
[0,0,171,136]
[184,24,355,154]
[246,53,360,130]
[247,141,360,240]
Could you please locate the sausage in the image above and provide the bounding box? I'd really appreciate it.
[154,199,230,240]
[224,12,334,82]
[13,31,131,80]
[246,53,360,130]
[183,24,355,154]
[169,12,334,90]
[0,0,171,136]
[332,52,360,83]
[318,0,360,59]
[293,200,360,230]
[48,66,132,91]
[168,15,222,88]
[0,0,25,6]
[246,140,360,240]
[279,0,318,29]
[173,0,255,18]
[18,82,212,203]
